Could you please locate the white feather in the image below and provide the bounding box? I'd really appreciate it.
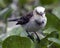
[22,6,47,32]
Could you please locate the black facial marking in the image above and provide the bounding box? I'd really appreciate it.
[40,12,43,16]
[35,20,41,25]
[35,20,44,25]
[36,10,43,16]
[36,10,40,15]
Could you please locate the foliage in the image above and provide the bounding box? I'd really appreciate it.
[0,0,60,48]
[2,35,34,48]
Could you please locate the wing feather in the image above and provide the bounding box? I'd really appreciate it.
[16,11,33,25]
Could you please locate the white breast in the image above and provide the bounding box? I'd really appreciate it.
[22,15,47,32]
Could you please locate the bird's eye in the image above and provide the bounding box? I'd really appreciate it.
[35,10,40,15]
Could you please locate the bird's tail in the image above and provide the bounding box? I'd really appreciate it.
[8,18,20,22]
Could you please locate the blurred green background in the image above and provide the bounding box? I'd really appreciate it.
[0,0,60,48]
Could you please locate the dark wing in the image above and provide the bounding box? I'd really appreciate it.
[16,11,33,25]
[16,16,29,25]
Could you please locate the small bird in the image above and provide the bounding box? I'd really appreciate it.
[9,6,47,42]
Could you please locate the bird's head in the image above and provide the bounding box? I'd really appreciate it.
[33,6,45,17]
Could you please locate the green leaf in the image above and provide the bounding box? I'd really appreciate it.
[7,26,27,37]
[46,13,60,31]
[0,38,2,45]
[37,37,49,48]
[2,35,34,48]
[0,0,12,8]
[0,0,6,8]
[0,40,2,48]
[0,7,12,21]
[52,7,60,19]
[48,43,60,48]
[3,0,12,6]
[43,27,59,38]
[19,0,27,8]
[48,38,60,45]
[40,0,58,5]
[44,27,57,34]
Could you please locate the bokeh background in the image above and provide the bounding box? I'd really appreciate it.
[0,0,60,48]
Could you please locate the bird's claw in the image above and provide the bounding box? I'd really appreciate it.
[36,37,40,43]
[27,35,34,41]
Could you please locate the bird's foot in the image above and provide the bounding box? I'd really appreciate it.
[36,36,40,43]
[26,31,40,42]
[34,32,40,43]
[27,35,34,41]
[26,31,34,41]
